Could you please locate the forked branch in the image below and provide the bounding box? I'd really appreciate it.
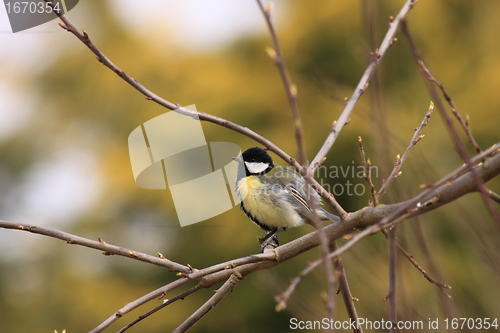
[377,101,434,200]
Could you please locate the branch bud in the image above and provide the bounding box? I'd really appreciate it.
[266,2,274,15]
[265,46,277,61]
[428,101,435,111]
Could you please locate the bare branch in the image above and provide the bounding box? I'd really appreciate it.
[279,145,500,294]
[256,1,342,319]
[400,20,500,226]
[89,278,191,333]
[2,145,499,331]
[173,272,242,333]
[118,283,203,333]
[186,251,276,280]
[331,242,363,333]
[256,0,307,166]
[399,23,481,155]
[358,136,379,206]
[387,227,397,332]
[309,0,419,172]
[42,1,302,172]
[45,0,349,228]
[487,188,500,205]
[91,253,276,332]
[377,101,434,200]
[274,256,316,311]
[0,221,190,273]
[393,236,452,299]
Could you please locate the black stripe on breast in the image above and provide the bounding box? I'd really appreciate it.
[240,202,276,232]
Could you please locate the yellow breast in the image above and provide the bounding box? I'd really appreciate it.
[237,176,303,229]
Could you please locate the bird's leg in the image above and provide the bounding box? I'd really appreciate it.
[259,229,279,252]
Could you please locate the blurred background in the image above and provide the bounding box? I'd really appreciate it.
[1,1,500,332]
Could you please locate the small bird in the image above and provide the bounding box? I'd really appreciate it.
[233,147,339,250]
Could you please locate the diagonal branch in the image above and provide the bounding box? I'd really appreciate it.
[393,236,452,299]
[43,0,348,223]
[0,221,190,273]
[377,101,433,200]
[173,273,243,333]
[309,0,419,173]
[118,283,203,333]
[256,1,338,320]
[487,188,500,205]
[331,242,363,333]
[2,145,499,331]
[256,0,307,167]
[400,20,500,226]
[399,23,481,155]
[42,1,299,171]
[279,145,500,296]
[387,227,397,332]
[358,136,379,206]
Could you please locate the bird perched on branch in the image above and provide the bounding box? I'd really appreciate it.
[233,147,339,251]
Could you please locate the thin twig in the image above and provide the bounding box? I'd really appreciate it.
[256,0,306,166]
[173,273,242,333]
[42,1,299,172]
[89,278,191,333]
[388,231,453,299]
[487,188,500,205]
[309,187,337,324]
[387,227,397,333]
[43,0,348,224]
[400,20,500,226]
[275,257,317,311]
[256,1,337,320]
[90,252,276,332]
[278,146,500,297]
[377,101,434,200]
[358,136,379,206]
[0,221,190,273]
[309,0,419,173]
[2,146,499,332]
[331,242,363,333]
[399,23,481,155]
[410,220,457,319]
[118,283,203,333]
[185,251,276,280]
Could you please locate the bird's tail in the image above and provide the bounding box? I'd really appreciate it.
[318,208,341,222]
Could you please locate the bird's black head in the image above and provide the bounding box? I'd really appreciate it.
[240,147,274,175]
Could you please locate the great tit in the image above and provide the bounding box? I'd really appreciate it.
[233,147,340,249]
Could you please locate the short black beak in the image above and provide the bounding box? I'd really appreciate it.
[232,155,242,162]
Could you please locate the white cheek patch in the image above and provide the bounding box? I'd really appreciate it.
[245,161,269,174]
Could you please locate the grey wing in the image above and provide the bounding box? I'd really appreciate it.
[288,177,340,222]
